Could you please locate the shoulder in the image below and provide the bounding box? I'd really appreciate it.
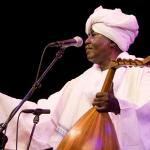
[70,64,101,82]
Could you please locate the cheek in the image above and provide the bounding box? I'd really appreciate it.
[93,42,110,57]
[93,47,104,57]
[93,38,109,49]
[94,47,109,61]
[92,41,100,49]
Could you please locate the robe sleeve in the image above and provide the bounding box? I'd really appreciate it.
[0,81,71,150]
[113,67,150,149]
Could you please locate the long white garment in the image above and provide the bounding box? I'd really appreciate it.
[0,52,150,150]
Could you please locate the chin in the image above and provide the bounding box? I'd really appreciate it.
[87,58,95,64]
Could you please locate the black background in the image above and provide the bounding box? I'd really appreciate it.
[0,1,149,102]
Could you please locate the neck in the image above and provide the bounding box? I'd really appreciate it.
[99,59,112,71]
[99,50,121,71]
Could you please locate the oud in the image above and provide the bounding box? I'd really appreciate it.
[57,56,150,150]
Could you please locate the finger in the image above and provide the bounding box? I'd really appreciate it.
[92,100,109,107]
[95,105,108,112]
[95,94,109,101]
[96,92,107,97]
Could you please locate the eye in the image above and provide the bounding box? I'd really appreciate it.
[88,32,98,38]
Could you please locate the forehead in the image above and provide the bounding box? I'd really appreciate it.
[89,29,114,43]
[90,29,100,35]
[89,29,111,40]
[90,29,105,37]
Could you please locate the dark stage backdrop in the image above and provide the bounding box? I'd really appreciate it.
[0,1,149,102]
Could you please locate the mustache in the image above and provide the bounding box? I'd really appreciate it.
[85,44,94,49]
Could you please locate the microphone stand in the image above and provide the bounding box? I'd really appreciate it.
[0,47,66,149]
[26,114,39,150]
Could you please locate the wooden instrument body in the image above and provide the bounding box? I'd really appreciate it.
[57,108,119,150]
[57,68,119,150]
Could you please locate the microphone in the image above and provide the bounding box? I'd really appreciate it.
[48,36,83,48]
[22,108,50,115]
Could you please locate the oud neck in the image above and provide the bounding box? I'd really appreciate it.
[101,67,116,92]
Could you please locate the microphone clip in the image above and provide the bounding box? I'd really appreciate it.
[22,108,50,116]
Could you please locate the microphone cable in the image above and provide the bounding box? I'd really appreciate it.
[16,111,23,150]
[34,44,49,84]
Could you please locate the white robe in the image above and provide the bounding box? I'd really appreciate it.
[0,52,150,150]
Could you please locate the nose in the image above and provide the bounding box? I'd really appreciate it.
[85,35,92,45]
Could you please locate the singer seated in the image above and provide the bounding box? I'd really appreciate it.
[0,5,150,150]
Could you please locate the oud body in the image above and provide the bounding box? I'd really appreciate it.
[57,68,119,150]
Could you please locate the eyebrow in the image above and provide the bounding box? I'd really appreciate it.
[90,29,100,36]
[91,29,97,34]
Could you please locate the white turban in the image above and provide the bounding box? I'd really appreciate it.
[85,6,139,51]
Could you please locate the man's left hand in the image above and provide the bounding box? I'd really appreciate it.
[92,86,120,115]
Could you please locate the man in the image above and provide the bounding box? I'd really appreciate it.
[0,5,150,150]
